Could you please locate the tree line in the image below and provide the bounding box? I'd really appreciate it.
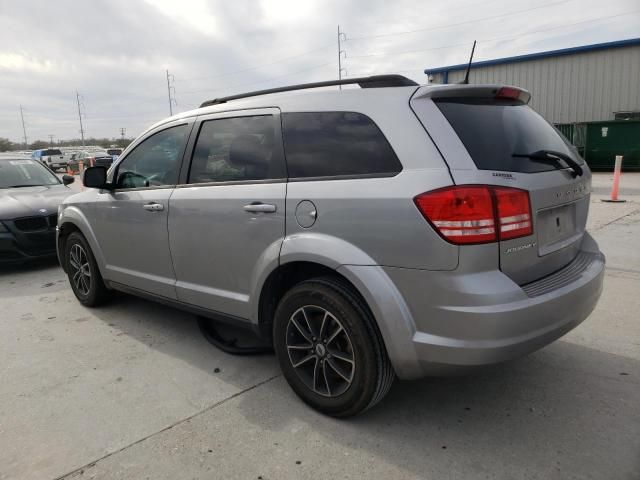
[0,137,134,152]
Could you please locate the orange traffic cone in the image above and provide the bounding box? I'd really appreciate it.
[602,155,626,203]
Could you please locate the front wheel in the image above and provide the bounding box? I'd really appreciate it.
[273,277,395,417]
[65,232,112,306]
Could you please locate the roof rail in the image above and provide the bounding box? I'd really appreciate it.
[199,74,419,108]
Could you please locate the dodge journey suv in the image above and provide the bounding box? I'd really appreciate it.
[57,75,605,417]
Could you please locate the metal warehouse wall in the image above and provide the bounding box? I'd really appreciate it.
[429,44,640,124]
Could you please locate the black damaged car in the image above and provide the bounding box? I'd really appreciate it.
[0,158,75,264]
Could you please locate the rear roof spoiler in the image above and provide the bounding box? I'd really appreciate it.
[414,84,531,104]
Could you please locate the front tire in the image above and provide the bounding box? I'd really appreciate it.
[273,277,395,417]
[65,232,112,306]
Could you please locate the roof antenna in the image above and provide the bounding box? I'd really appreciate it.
[461,40,477,84]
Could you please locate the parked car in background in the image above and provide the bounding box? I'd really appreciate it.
[67,151,115,173]
[0,158,74,263]
[31,148,67,172]
[106,148,123,161]
[57,75,605,417]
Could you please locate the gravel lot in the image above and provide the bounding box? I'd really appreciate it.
[1,173,639,480]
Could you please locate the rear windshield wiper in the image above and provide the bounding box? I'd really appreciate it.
[512,150,583,177]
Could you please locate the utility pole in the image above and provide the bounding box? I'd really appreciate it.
[337,25,347,90]
[48,134,54,146]
[166,70,176,116]
[76,91,86,147]
[120,127,126,146]
[19,105,28,149]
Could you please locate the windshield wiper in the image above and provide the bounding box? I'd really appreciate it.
[4,184,44,188]
[512,150,583,177]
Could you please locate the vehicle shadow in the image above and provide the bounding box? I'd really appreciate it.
[0,257,66,298]
[0,256,60,275]
[81,292,639,478]
[87,293,280,390]
[234,341,640,479]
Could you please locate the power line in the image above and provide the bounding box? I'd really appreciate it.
[345,10,639,61]
[166,70,177,115]
[346,0,573,41]
[19,105,28,149]
[76,91,86,147]
[179,43,334,83]
[338,25,347,89]
[179,62,333,97]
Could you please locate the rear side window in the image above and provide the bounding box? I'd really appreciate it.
[188,115,285,183]
[282,112,402,179]
[435,99,582,173]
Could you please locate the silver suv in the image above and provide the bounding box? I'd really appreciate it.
[57,75,605,417]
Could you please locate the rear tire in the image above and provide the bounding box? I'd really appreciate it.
[65,232,112,307]
[273,276,395,417]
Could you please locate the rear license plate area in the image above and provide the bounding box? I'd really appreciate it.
[537,203,578,255]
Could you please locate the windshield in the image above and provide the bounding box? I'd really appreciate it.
[43,149,63,156]
[0,159,60,188]
[435,98,583,173]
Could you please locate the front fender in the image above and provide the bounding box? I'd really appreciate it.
[57,205,107,276]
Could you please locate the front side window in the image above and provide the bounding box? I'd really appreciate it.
[116,125,189,189]
[188,115,285,184]
[282,112,402,179]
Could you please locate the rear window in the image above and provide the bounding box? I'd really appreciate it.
[435,99,582,173]
[43,149,62,156]
[282,112,402,179]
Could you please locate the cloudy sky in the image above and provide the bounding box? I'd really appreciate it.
[1,0,638,144]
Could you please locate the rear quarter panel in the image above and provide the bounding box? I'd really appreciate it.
[280,89,458,270]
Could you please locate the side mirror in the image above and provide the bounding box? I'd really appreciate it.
[62,175,75,186]
[83,166,110,189]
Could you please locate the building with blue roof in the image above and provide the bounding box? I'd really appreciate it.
[424,38,640,124]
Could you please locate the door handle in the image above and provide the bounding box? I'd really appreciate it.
[143,202,164,212]
[243,203,277,213]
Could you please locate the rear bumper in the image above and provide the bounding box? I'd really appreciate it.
[343,232,605,380]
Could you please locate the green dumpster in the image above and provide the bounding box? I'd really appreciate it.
[583,120,640,171]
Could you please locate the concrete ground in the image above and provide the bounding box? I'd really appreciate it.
[1,173,639,480]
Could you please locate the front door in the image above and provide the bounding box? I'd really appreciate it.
[168,110,287,320]
[90,122,192,299]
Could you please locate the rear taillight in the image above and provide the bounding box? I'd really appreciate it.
[493,187,532,240]
[414,185,532,245]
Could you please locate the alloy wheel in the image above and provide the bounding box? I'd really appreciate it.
[286,305,355,397]
[69,243,92,296]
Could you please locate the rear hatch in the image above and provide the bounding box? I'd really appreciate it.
[411,85,591,284]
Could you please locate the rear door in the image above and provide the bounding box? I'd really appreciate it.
[411,86,591,284]
[168,109,287,320]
